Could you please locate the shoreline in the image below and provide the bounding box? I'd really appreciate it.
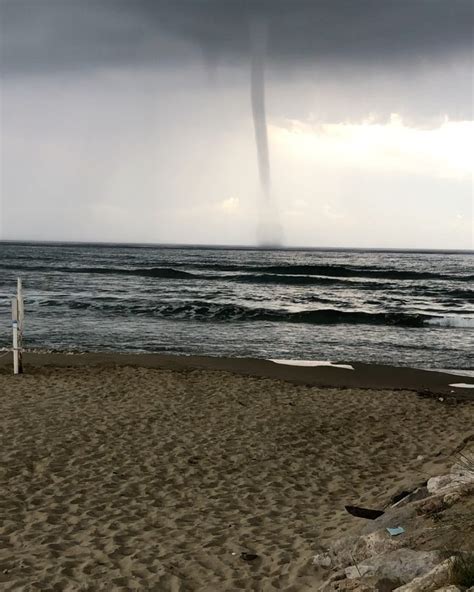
[1,351,473,399]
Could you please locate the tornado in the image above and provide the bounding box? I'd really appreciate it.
[250,18,283,247]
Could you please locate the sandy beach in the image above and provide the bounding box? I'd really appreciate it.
[1,355,473,591]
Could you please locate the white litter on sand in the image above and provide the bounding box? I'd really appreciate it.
[271,360,354,370]
[449,383,474,389]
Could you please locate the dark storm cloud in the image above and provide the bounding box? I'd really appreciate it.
[1,0,472,75]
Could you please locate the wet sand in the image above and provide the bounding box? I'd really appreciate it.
[0,354,473,590]
[2,351,473,397]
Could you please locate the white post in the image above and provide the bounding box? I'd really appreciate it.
[12,297,19,375]
[17,278,24,373]
[17,278,24,333]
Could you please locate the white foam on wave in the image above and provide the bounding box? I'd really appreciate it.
[425,316,474,328]
[449,383,474,389]
[271,359,354,370]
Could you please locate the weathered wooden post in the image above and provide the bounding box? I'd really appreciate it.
[11,278,24,375]
[17,278,24,373]
[12,297,19,375]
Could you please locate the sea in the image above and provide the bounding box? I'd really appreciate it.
[0,242,473,373]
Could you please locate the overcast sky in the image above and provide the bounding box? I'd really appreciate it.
[1,0,472,248]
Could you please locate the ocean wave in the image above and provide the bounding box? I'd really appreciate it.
[58,300,435,327]
[227,273,343,285]
[0,265,395,288]
[444,289,474,301]
[156,304,433,327]
[417,288,474,301]
[425,316,474,328]
[189,263,474,282]
[77,266,195,279]
[1,262,472,282]
[0,264,194,279]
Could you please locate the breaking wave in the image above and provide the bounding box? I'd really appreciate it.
[425,316,474,328]
[57,300,438,327]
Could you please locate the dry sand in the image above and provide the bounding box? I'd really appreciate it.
[1,361,473,591]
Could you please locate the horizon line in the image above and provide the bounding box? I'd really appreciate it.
[0,239,472,254]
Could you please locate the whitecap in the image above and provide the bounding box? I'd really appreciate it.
[425,316,474,328]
